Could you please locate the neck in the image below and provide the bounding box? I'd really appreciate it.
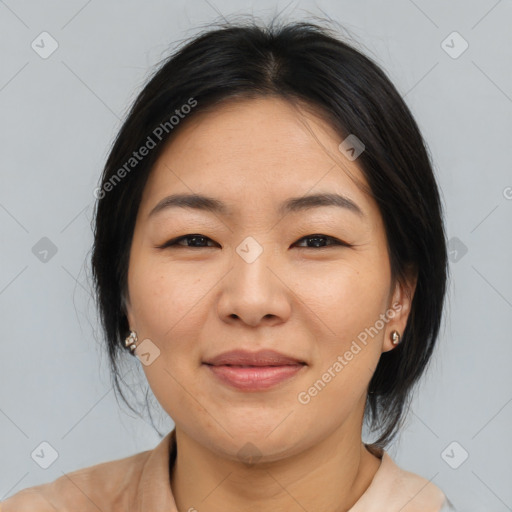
[170,421,382,512]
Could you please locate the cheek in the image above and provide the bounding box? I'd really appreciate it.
[129,262,211,421]
[291,262,389,407]
[129,259,212,342]
[292,260,389,341]
[295,272,387,416]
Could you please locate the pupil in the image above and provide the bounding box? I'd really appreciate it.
[191,236,205,246]
[309,236,325,247]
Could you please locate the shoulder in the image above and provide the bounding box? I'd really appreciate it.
[0,448,153,512]
[377,450,449,512]
[352,445,450,512]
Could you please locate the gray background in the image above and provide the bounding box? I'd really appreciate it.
[1,1,511,510]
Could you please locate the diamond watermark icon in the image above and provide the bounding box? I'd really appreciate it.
[135,338,161,366]
[441,31,469,59]
[236,236,263,264]
[31,441,59,469]
[237,442,262,466]
[338,134,365,161]
[32,237,58,263]
[447,236,468,263]
[31,32,59,59]
[441,441,469,469]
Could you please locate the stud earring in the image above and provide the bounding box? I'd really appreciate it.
[125,330,138,353]
[391,330,401,346]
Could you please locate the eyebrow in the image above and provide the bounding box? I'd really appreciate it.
[147,192,365,219]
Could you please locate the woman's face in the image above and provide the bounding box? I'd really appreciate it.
[125,96,416,461]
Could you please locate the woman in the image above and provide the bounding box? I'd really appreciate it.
[1,18,456,511]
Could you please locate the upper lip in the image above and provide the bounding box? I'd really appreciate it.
[203,349,306,366]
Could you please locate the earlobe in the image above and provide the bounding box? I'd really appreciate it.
[381,329,401,353]
[125,330,139,353]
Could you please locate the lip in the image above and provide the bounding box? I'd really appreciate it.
[203,349,307,391]
[203,349,305,367]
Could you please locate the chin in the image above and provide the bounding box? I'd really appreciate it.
[206,420,305,460]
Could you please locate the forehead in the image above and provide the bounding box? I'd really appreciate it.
[139,96,376,222]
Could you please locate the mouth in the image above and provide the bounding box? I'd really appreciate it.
[203,349,306,367]
[202,349,307,391]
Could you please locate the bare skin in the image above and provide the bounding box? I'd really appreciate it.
[125,96,417,512]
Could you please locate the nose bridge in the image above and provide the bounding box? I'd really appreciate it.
[231,234,278,292]
[218,234,290,325]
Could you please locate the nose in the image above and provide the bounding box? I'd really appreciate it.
[217,242,292,328]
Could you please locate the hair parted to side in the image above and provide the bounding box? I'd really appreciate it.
[90,15,448,448]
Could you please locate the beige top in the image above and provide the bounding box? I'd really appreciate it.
[1,429,454,511]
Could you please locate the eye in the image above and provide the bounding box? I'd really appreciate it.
[156,234,218,249]
[293,234,351,249]
[156,233,351,250]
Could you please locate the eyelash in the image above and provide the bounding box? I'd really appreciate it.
[156,234,351,250]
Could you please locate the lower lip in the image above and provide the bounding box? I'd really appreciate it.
[204,364,305,391]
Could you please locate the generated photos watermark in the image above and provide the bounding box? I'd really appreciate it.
[297,301,403,405]
[93,97,198,199]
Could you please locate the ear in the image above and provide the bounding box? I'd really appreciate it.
[122,291,136,332]
[382,265,418,353]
